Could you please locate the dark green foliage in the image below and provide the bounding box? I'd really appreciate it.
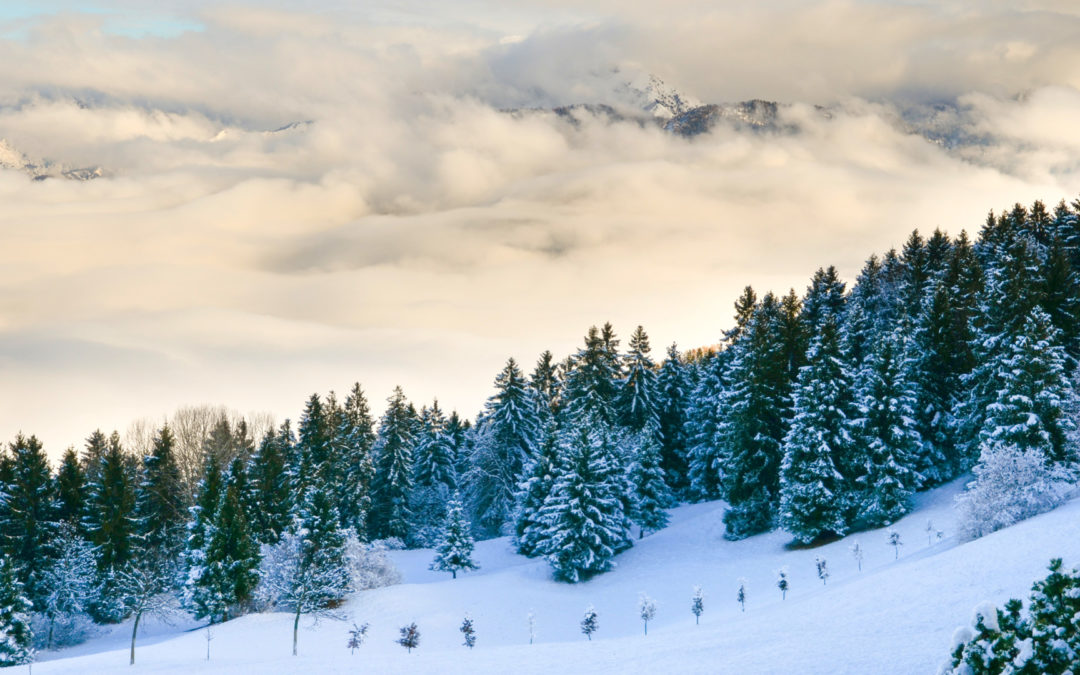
[0,434,57,607]
[136,425,186,558]
[55,447,88,533]
[655,344,690,494]
[0,554,33,666]
[87,432,136,574]
[371,387,415,540]
[248,424,293,545]
[337,383,376,539]
[619,325,660,434]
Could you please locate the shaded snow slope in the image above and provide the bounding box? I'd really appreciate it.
[33,479,1080,674]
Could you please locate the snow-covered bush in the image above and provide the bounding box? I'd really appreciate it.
[955,441,1073,541]
[344,536,402,591]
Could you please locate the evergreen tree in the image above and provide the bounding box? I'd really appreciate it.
[411,401,456,545]
[337,383,376,539]
[618,326,660,434]
[370,387,414,541]
[295,394,330,492]
[513,419,560,557]
[778,317,854,543]
[580,605,598,640]
[801,266,847,336]
[397,623,420,653]
[468,359,540,534]
[0,433,56,607]
[562,326,621,429]
[460,615,476,648]
[0,554,33,667]
[135,424,186,559]
[980,308,1077,463]
[87,433,136,573]
[719,293,789,539]
[627,433,672,538]
[536,423,632,582]
[247,424,292,545]
[685,353,725,501]
[850,330,922,526]
[55,447,88,535]
[183,452,223,617]
[38,523,96,649]
[530,350,561,416]
[655,344,690,494]
[429,496,478,579]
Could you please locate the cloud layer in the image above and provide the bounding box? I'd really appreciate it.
[2,0,1080,454]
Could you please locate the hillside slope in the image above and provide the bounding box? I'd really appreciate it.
[33,479,1080,674]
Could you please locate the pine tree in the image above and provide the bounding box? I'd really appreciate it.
[247,424,292,545]
[346,622,368,653]
[55,447,88,535]
[295,394,331,492]
[337,384,376,539]
[0,433,56,608]
[397,623,420,653]
[562,326,621,429]
[815,556,829,585]
[183,451,224,618]
[530,350,561,416]
[429,496,478,579]
[777,569,789,600]
[719,293,789,539]
[39,523,96,649]
[87,432,136,576]
[850,330,922,527]
[887,529,902,559]
[619,326,660,434]
[638,593,656,635]
[468,359,540,534]
[460,615,476,648]
[627,433,672,537]
[513,419,560,557]
[0,554,33,667]
[778,317,854,543]
[692,585,705,622]
[136,424,186,560]
[655,344,690,494]
[736,580,746,613]
[537,423,631,582]
[370,387,415,541]
[580,605,598,640]
[850,541,863,571]
[685,353,725,501]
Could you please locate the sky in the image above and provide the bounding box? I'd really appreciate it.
[2,0,1080,456]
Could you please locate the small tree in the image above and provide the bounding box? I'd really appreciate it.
[638,593,656,636]
[777,569,789,600]
[115,559,177,666]
[346,623,368,654]
[398,622,420,653]
[850,541,864,571]
[887,529,902,559]
[736,580,746,613]
[926,520,935,546]
[527,611,535,645]
[460,615,476,649]
[38,524,97,649]
[581,605,598,641]
[429,496,478,580]
[815,557,830,586]
[692,586,705,623]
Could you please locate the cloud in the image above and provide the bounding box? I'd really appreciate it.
[1,1,1079,454]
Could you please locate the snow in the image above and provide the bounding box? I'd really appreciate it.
[30,479,1080,673]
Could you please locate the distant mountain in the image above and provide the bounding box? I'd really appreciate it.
[0,139,105,181]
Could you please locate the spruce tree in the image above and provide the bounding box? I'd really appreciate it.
[530,350,561,416]
[55,447,88,535]
[136,424,186,560]
[87,433,136,573]
[627,433,672,538]
[247,425,292,545]
[410,401,457,545]
[0,554,33,667]
[655,344,690,494]
[429,496,478,579]
[778,317,853,543]
[0,433,57,607]
[370,387,414,541]
[337,383,376,539]
[513,419,560,557]
[295,394,330,492]
[850,330,922,526]
[467,359,540,534]
[618,326,660,434]
[685,353,725,501]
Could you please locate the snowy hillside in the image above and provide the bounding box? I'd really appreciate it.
[30,480,1080,674]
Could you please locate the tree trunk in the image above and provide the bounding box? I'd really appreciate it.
[130,611,142,665]
[644,621,648,636]
[293,609,301,656]
[452,570,456,579]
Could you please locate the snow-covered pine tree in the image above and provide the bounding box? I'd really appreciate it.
[530,350,561,416]
[247,424,293,545]
[618,326,661,434]
[684,352,725,501]
[460,615,476,648]
[719,292,789,539]
[86,432,136,621]
[778,316,854,543]
[736,580,746,612]
[638,593,656,635]
[346,622,368,654]
[887,529,902,559]
[0,554,33,667]
[562,326,621,430]
[370,387,415,541]
[398,623,420,653]
[627,432,673,538]
[0,433,56,609]
[55,447,88,535]
[850,541,864,571]
[467,358,541,535]
[777,569,789,600]
[815,557,829,585]
[410,400,457,545]
[195,458,260,621]
[800,266,847,337]
[536,421,631,582]
[979,308,1077,463]
[849,329,922,527]
[183,451,223,620]
[692,585,704,623]
[337,384,376,540]
[655,344,690,495]
[429,495,478,579]
[135,424,186,565]
[513,419,559,557]
[580,605,598,640]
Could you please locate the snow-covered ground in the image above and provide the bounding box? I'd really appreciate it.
[31,479,1080,674]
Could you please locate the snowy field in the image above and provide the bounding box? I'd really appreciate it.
[30,479,1080,674]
